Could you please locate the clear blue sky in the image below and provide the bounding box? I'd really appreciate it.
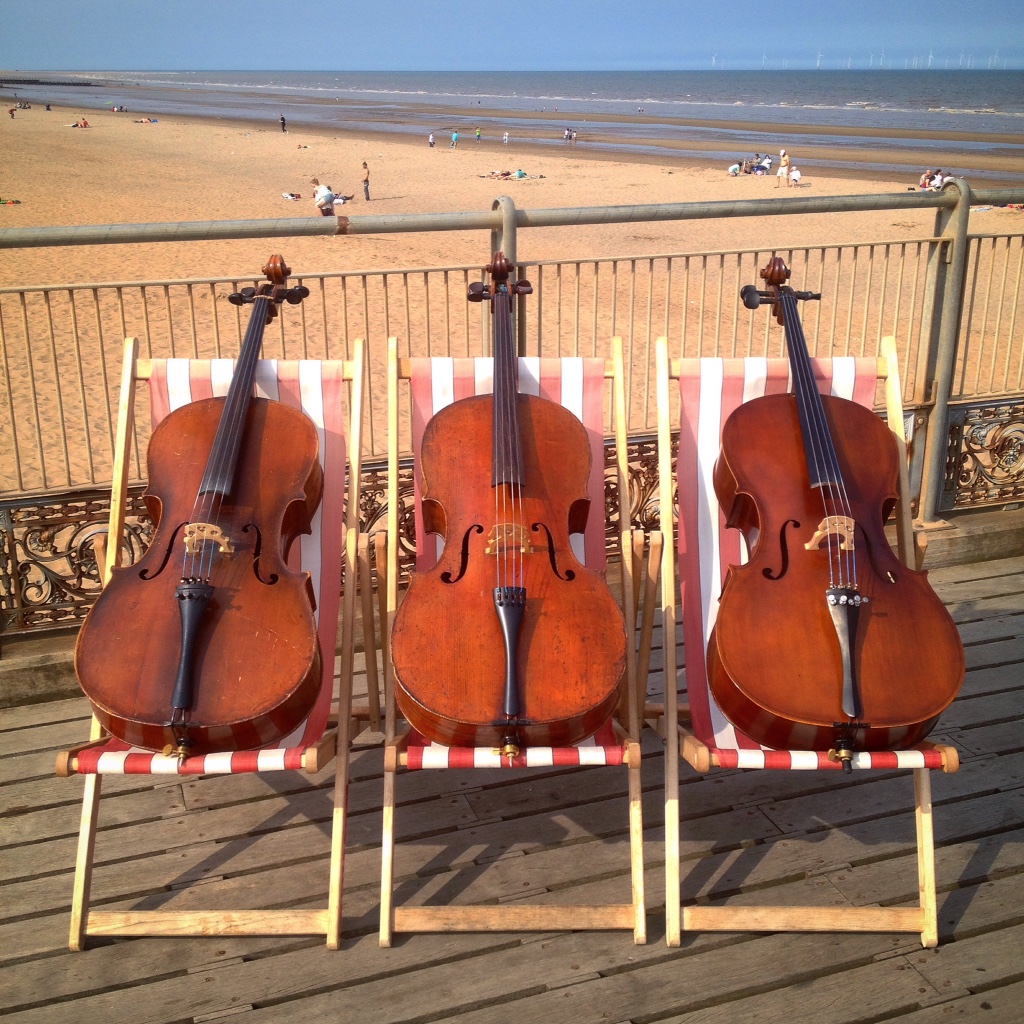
[1,0,1021,71]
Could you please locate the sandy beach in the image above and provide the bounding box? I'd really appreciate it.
[2,102,1023,290]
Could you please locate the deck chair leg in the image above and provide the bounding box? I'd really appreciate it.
[69,772,102,950]
[358,533,382,733]
[915,767,939,948]
[379,763,397,948]
[627,740,647,943]
[325,704,351,948]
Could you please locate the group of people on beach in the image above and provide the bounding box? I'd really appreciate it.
[310,163,371,215]
[729,149,802,187]
[430,128,512,147]
[919,169,954,190]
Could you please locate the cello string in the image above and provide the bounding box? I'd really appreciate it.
[500,285,522,591]
[782,292,847,589]
[182,292,271,584]
[786,291,858,591]
[197,295,265,582]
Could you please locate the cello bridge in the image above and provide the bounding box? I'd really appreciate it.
[804,515,856,552]
[485,523,534,556]
[184,522,235,555]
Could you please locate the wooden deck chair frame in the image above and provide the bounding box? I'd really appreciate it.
[56,336,365,949]
[377,336,646,945]
[653,335,959,949]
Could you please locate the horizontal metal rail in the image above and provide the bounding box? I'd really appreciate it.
[3,186,1018,251]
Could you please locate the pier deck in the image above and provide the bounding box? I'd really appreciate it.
[1,555,1022,1024]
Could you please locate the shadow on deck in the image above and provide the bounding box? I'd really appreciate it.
[1,555,1022,1024]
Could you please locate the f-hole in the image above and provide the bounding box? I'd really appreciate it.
[441,524,483,584]
[139,521,187,580]
[763,519,800,581]
[532,523,577,582]
[245,523,279,585]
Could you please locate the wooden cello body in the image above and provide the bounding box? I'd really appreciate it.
[390,255,627,753]
[708,258,964,758]
[75,257,323,758]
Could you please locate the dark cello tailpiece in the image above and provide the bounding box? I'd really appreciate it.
[75,256,323,759]
[708,257,964,756]
[390,253,627,754]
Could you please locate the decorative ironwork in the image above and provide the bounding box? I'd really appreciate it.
[2,438,668,637]
[1,489,153,634]
[942,400,1024,510]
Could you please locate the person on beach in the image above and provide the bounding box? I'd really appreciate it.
[776,149,791,188]
[919,169,933,189]
[503,131,509,145]
[362,162,370,201]
[728,163,741,176]
[790,167,802,185]
[429,132,435,147]
[311,179,334,215]
[311,178,351,215]
[280,115,286,133]
[475,127,481,142]
[451,131,459,148]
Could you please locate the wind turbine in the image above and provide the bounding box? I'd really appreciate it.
[816,49,823,69]
[761,53,768,70]
[711,53,718,69]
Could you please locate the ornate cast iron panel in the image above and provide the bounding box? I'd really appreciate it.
[942,400,1024,511]
[2,439,667,637]
[1,489,153,634]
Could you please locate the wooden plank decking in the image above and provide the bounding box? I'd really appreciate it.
[1,554,1022,1024]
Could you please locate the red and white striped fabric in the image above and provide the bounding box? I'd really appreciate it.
[402,356,626,770]
[75,358,350,776]
[675,356,946,771]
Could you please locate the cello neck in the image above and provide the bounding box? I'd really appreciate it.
[197,256,308,499]
[491,278,524,488]
[777,290,843,490]
[198,293,273,497]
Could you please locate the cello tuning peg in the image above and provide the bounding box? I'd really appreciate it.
[285,286,310,304]
[514,278,533,295]
[467,281,490,302]
[227,287,257,307]
[740,284,764,310]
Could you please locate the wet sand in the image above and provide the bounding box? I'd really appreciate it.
[1,101,1022,291]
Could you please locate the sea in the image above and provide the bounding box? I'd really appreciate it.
[5,70,1024,181]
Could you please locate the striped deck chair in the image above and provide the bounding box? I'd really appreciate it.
[378,336,646,945]
[654,335,960,948]
[56,336,364,949]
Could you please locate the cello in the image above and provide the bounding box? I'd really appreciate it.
[75,256,323,759]
[390,253,627,756]
[708,257,964,763]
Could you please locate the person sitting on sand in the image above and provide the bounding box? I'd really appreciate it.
[790,167,802,185]
[919,169,933,190]
[728,163,740,176]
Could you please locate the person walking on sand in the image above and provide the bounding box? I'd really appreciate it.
[475,126,481,142]
[503,130,509,145]
[280,115,287,133]
[451,131,459,148]
[362,162,370,201]
[775,149,791,188]
[429,131,435,147]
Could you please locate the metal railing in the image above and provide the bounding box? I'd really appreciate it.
[2,181,1023,633]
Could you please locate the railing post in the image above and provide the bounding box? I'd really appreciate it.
[917,177,972,525]
[491,196,527,355]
